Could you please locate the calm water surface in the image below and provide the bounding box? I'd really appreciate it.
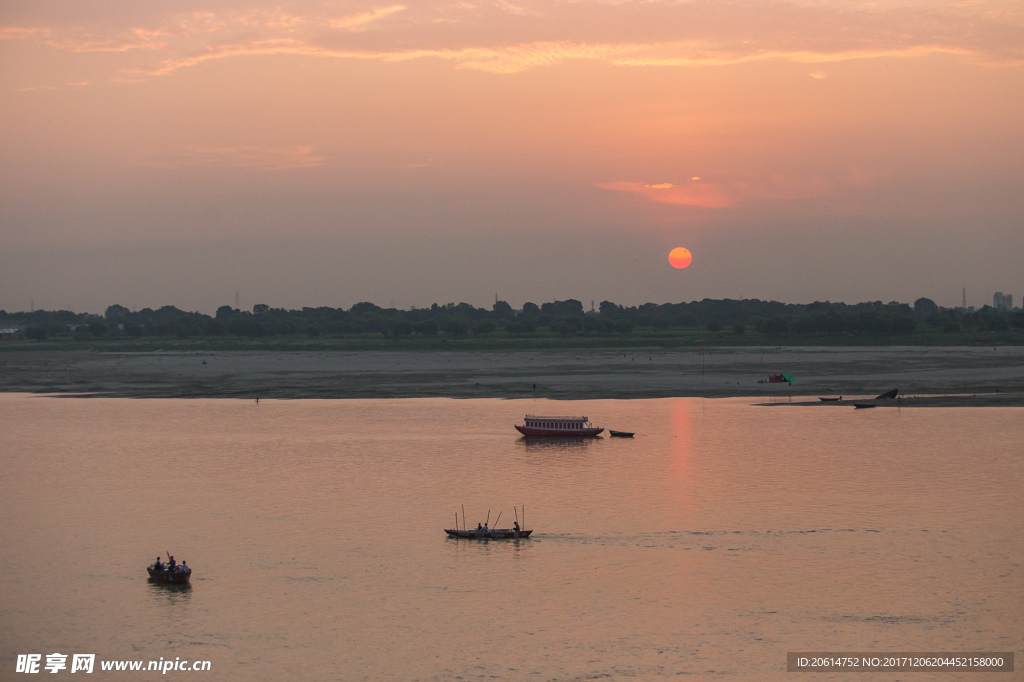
[1,395,1021,680]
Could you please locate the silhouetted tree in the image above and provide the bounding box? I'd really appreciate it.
[913,297,939,316]
[415,319,438,336]
[492,300,514,320]
[390,321,413,337]
[216,306,239,320]
[442,317,470,336]
[104,304,130,321]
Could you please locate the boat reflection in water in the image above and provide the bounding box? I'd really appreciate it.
[518,435,597,450]
[145,575,192,610]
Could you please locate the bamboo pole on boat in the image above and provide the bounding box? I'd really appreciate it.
[485,510,490,527]
[493,511,502,531]
[461,505,466,532]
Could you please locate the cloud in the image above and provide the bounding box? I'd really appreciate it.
[598,172,853,208]
[46,27,170,53]
[329,5,406,30]
[150,145,329,171]
[0,26,51,40]
[597,180,735,208]
[607,44,979,69]
[2,0,1021,81]
[733,174,838,201]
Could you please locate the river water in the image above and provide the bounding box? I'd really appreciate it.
[1,394,1020,680]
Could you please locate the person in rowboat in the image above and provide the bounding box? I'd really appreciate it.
[154,557,163,571]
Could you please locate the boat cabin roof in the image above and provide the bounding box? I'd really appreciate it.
[524,415,588,421]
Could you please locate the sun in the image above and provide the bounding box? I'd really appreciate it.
[668,247,692,269]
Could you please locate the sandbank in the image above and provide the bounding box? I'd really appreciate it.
[2,346,1023,406]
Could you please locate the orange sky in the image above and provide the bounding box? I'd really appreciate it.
[1,1,1022,312]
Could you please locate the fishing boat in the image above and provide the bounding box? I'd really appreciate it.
[853,402,877,409]
[447,506,531,539]
[515,415,603,437]
[875,388,899,399]
[609,430,634,437]
[147,562,192,584]
[444,528,532,539]
[819,397,841,402]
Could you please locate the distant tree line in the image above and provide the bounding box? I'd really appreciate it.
[2,297,1022,341]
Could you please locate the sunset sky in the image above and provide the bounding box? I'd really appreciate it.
[2,0,1022,313]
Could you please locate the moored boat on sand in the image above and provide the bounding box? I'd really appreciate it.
[515,415,603,437]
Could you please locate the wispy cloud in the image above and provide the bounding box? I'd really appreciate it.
[599,172,849,208]
[47,27,171,53]
[329,5,406,30]
[597,180,735,208]
[3,0,1021,81]
[150,145,328,171]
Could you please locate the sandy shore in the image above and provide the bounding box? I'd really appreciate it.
[2,346,1023,405]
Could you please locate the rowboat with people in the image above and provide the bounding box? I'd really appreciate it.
[147,555,192,584]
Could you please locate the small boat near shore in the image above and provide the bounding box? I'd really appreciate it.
[853,402,877,409]
[515,415,603,437]
[609,430,634,437]
[819,397,841,402]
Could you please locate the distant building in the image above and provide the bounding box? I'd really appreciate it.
[994,292,1013,310]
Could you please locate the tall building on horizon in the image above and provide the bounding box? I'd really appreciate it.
[993,292,1013,310]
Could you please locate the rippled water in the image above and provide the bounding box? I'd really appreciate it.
[1,394,1020,680]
